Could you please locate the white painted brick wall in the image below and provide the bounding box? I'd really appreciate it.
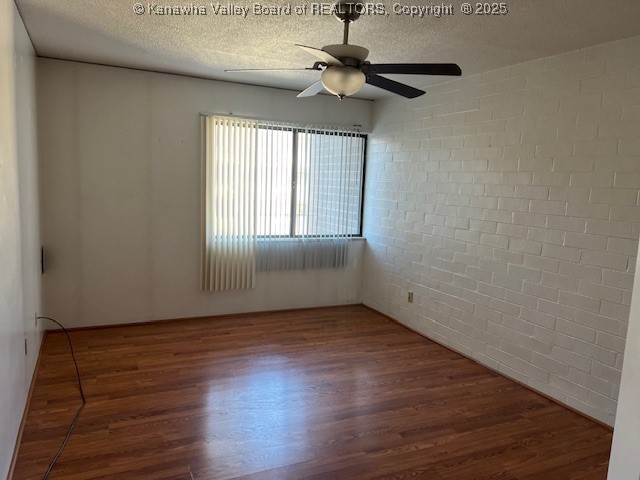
[362,36,640,426]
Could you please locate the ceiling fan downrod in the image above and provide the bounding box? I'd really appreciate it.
[334,1,361,45]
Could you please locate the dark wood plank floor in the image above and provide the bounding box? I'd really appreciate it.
[13,305,612,479]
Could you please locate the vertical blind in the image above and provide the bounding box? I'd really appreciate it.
[201,115,364,292]
[201,116,258,291]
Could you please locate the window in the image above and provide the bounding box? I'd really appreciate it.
[255,126,366,238]
[201,115,366,291]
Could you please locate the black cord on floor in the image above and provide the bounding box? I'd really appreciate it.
[37,316,86,480]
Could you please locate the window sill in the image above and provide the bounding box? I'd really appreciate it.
[256,236,366,242]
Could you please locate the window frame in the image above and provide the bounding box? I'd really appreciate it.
[256,124,367,239]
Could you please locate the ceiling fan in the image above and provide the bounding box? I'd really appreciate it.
[226,1,462,99]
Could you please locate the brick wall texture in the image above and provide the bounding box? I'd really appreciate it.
[362,36,640,425]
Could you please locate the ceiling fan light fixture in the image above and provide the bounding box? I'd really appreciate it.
[321,66,365,98]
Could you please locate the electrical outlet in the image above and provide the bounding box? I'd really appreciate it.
[407,291,414,303]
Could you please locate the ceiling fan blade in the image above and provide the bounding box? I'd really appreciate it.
[297,80,325,98]
[226,67,320,72]
[366,74,425,99]
[295,45,344,67]
[363,63,462,76]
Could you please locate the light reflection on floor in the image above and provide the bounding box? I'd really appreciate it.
[202,352,372,476]
[204,355,310,474]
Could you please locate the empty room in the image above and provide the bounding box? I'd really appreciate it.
[2,0,640,478]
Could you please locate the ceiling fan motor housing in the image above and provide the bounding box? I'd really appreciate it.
[322,44,369,64]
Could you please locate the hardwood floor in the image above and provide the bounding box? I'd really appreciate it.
[13,305,612,479]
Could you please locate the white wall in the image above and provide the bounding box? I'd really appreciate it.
[608,252,640,478]
[15,1,42,387]
[363,36,640,425]
[38,58,371,328]
[0,0,42,476]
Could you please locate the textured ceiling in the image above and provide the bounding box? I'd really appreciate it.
[15,0,640,99]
